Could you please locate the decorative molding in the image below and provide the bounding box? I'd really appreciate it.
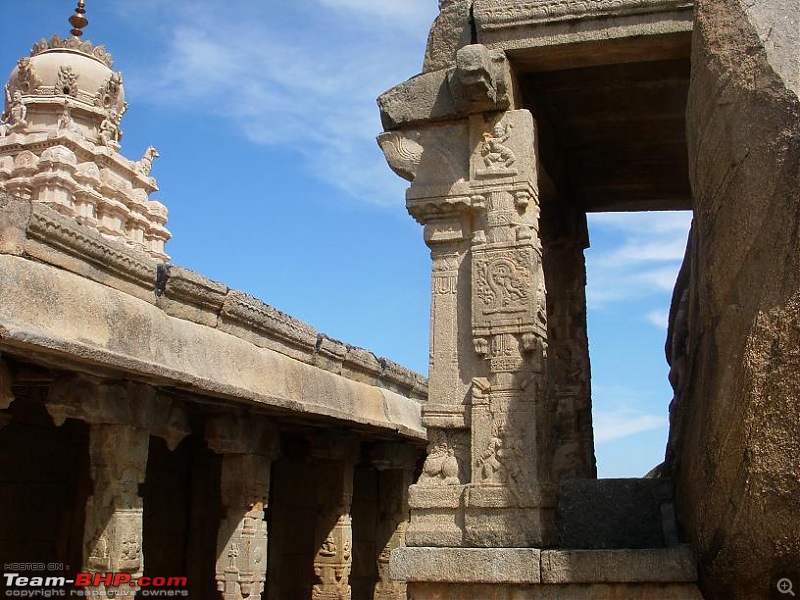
[31,35,114,69]
[477,0,694,29]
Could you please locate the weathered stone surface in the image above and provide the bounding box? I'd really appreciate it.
[391,547,542,583]
[0,254,425,439]
[473,0,694,63]
[155,265,228,328]
[0,191,31,255]
[557,479,674,549]
[406,582,703,599]
[667,0,800,597]
[423,0,473,72]
[47,377,189,450]
[540,547,698,583]
[377,45,512,130]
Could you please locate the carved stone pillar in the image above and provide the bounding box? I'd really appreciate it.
[46,378,189,599]
[206,415,279,600]
[368,444,417,600]
[311,435,360,600]
[84,423,149,586]
[381,109,556,550]
[541,205,596,480]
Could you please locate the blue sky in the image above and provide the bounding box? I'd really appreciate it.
[3,1,691,478]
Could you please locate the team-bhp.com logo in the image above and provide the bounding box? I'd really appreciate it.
[4,570,188,597]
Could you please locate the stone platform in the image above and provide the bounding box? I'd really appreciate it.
[391,546,702,599]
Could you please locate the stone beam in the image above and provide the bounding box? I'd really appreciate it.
[0,253,424,440]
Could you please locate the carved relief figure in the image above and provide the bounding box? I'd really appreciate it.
[98,110,121,147]
[57,100,77,133]
[96,71,123,109]
[16,57,40,94]
[2,88,28,135]
[136,145,159,176]
[478,422,505,482]
[476,255,532,315]
[419,431,461,484]
[481,122,516,171]
[55,65,79,96]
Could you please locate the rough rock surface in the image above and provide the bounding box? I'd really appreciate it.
[667,0,800,596]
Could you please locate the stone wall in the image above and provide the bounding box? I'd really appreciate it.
[667,0,800,596]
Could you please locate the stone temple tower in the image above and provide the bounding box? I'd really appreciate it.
[0,2,170,261]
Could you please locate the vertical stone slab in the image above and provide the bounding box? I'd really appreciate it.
[206,415,279,600]
[541,205,596,480]
[311,435,360,600]
[84,423,149,596]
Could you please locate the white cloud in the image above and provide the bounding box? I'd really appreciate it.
[121,0,437,207]
[645,309,669,329]
[593,409,669,443]
[586,211,692,308]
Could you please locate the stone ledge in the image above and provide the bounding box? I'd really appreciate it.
[391,546,698,585]
[0,196,428,402]
[541,547,698,583]
[390,547,542,583]
[0,253,426,440]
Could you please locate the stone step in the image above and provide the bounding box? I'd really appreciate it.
[392,545,704,599]
[558,477,680,549]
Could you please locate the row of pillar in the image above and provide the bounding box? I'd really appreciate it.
[1,369,417,600]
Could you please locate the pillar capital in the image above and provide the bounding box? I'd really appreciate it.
[47,376,189,450]
[205,413,280,458]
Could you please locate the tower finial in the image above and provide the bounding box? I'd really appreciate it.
[69,0,89,37]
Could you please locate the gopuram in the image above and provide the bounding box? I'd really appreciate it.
[377,0,799,598]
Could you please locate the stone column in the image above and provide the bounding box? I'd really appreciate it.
[206,415,279,600]
[47,378,189,599]
[311,435,360,600]
[381,109,556,550]
[83,423,149,588]
[541,204,596,480]
[368,444,417,600]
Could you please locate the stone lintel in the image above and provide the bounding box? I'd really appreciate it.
[474,0,694,71]
[390,547,542,583]
[309,432,361,462]
[47,376,189,450]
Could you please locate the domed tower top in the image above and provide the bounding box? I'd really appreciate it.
[0,1,171,262]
